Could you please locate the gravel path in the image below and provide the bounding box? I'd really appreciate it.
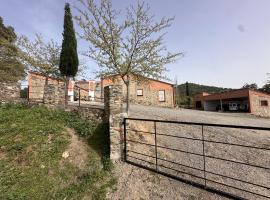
[129,104,270,127]
[113,104,270,200]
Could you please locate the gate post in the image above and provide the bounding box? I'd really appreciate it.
[104,85,125,161]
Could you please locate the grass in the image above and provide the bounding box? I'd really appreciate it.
[0,103,116,200]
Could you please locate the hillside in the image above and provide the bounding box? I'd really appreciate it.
[177,82,231,96]
[0,104,115,199]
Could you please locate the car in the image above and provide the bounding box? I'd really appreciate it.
[229,103,238,111]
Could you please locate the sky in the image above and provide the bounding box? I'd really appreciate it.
[1,0,270,88]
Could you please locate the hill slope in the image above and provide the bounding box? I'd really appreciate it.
[0,104,115,199]
[177,82,231,96]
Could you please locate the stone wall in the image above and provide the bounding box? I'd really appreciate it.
[68,106,104,123]
[104,85,126,160]
[250,91,270,117]
[43,82,66,108]
[0,82,20,103]
[30,72,126,161]
[28,72,62,102]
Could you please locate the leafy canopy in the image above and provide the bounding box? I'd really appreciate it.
[17,34,61,78]
[0,17,25,82]
[75,0,182,83]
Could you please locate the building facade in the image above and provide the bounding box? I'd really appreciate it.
[101,75,175,107]
[28,71,63,102]
[193,88,270,117]
[28,72,175,107]
[29,72,101,102]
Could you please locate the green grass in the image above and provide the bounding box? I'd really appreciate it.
[0,103,116,200]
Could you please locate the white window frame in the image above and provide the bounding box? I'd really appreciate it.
[158,90,165,102]
[137,89,143,96]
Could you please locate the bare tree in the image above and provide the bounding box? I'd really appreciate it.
[17,34,87,80]
[75,0,182,113]
[17,34,61,78]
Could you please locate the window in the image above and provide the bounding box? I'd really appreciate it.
[260,100,268,106]
[159,90,165,102]
[137,89,143,96]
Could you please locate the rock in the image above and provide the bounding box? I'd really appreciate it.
[62,151,69,159]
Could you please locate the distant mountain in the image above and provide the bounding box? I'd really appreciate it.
[177,82,232,96]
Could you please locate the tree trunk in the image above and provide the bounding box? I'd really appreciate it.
[43,76,49,103]
[65,76,69,107]
[125,81,130,115]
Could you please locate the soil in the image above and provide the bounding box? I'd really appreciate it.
[62,128,89,170]
[107,161,227,200]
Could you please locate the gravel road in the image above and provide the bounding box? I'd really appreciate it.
[119,104,270,200]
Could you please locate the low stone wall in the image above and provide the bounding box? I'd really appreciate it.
[34,81,125,161]
[0,82,20,103]
[68,106,104,123]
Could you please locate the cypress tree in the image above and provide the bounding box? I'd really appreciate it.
[59,3,78,78]
[185,81,190,96]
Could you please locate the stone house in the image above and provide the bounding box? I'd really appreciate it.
[28,72,175,107]
[101,75,176,107]
[28,72,101,102]
[71,80,101,101]
[193,88,270,117]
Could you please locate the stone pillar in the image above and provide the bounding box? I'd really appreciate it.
[57,82,66,107]
[43,83,57,105]
[43,82,65,108]
[104,85,124,161]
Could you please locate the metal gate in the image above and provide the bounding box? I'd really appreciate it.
[123,118,270,200]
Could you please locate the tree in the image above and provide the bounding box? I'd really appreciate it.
[17,34,61,78]
[59,3,79,78]
[18,34,86,80]
[0,17,25,82]
[242,83,258,90]
[185,81,191,108]
[59,3,79,106]
[260,83,270,94]
[75,0,182,113]
[185,81,190,96]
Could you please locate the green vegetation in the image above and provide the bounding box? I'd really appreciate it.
[0,17,25,82]
[75,0,182,113]
[177,82,230,96]
[0,104,115,200]
[176,82,231,108]
[59,3,78,78]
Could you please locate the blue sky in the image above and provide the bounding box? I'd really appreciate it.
[1,0,270,88]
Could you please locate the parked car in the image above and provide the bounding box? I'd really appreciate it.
[229,103,238,111]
